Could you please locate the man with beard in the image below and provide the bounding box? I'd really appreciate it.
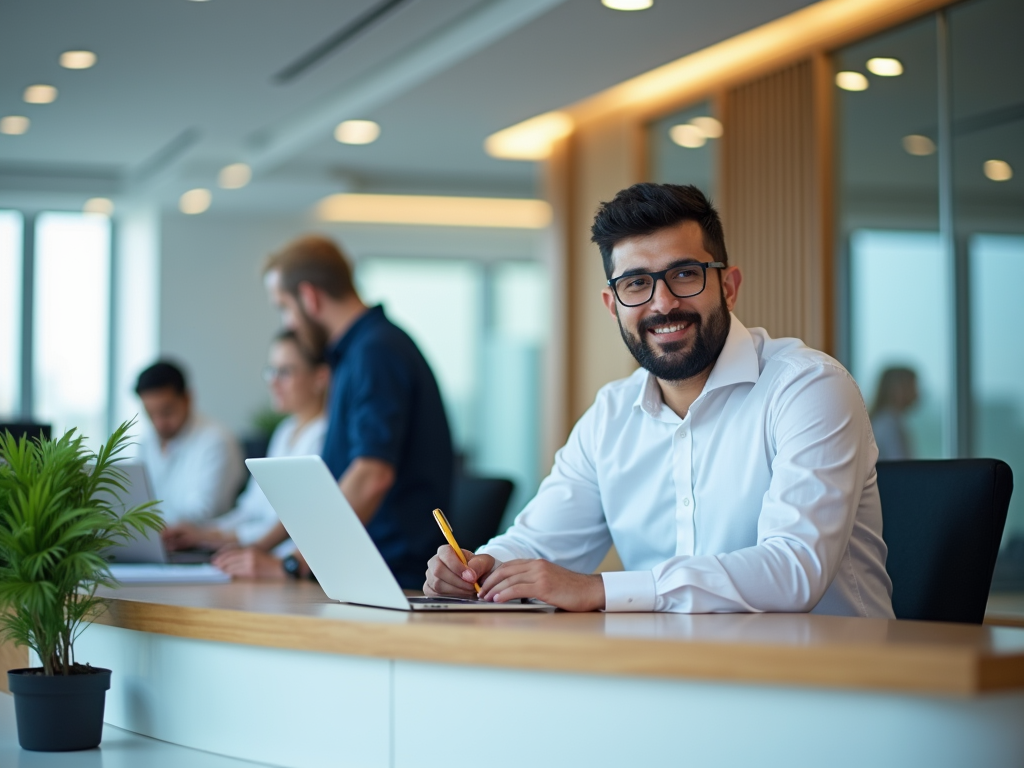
[215,235,453,588]
[425,183,894,617]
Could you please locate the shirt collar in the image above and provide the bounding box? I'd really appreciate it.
[327,304,385,367]
[633,313,760,419]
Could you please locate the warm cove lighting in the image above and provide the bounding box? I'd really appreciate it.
[902,135,935,156]
[316,194,552,229]
[669,124,706,148]
[835,71,869,91]
[60,50,97,70]
[83,197,114,216]
[984,160,1013,182]
[179,188,212,214]
[334,120,381,145]
[485,111,574,161]
[867,57,903,76]
[218,162,252,189]
[0,116,30,135]
[24,85,58,104]
[602,0,653,10]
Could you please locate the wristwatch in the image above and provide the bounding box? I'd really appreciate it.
[281,554,303,579]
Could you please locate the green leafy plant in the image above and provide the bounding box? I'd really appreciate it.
[0,420,163,676]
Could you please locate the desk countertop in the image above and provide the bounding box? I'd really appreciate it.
[85,582,1024,697]
[986,592,1024,629]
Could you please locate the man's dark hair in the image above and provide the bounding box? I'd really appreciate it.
[263,235,356,300]
[590,183,729,279]
[135,360,187,397]
[274,328,326,367]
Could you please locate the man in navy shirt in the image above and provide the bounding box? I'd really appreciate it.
[214,236,453,588]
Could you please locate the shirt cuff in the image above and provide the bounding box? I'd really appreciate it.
[601,570,657,612]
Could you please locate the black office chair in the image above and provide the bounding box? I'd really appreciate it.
[445,475,515,553]
[877,459,1013,624]
[0,422,52,442]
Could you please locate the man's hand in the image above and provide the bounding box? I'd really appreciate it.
[212,547,287,580]
[423,545,496,598]
[162,523,234,551]
[479,560,605,612]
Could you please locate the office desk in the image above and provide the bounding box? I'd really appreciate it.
[987,591,1024,628]
[5,582,1024,768]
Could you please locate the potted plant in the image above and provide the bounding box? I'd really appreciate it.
[0,420,162,751]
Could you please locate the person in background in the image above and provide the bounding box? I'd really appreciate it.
[870,366,919,460]
[135,360,244,526]
[215,235,453,587]
[162,331,330,552]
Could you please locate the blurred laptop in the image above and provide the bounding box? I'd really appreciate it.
[246,456,551,611]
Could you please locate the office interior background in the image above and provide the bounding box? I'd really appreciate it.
[1,0,1022,557]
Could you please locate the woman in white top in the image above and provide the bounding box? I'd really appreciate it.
[162,330,330,551]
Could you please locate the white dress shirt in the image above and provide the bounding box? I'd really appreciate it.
[139,412,244,525]
[480,315,895,617]
[214,414,327,545]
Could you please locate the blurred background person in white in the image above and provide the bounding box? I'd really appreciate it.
[136,360,244,525]
[162,331,329,551]
[870,366,919,460]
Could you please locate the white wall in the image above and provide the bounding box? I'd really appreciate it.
[157,211,542,436]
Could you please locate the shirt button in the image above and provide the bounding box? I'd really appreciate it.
[680,430,688,438]
[683,497,691,507]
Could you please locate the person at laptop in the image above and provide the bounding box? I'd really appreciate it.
[425,183,895,617]
[161,331,329,552]
[216,235,454,588]
[136,360,244,526]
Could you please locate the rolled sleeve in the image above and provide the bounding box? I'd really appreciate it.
[602,570,657,612]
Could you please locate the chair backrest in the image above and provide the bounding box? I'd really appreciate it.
[0,422,52,442]
[446,475,515,553]
[877,459,1013,624]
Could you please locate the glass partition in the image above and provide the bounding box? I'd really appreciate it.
[0,211,22,418]
[647,100,719,199]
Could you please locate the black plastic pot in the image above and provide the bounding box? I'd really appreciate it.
[7,667,111,751]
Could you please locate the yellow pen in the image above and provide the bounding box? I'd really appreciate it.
[432,508,482,594]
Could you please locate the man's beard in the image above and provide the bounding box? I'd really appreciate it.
[617,291,731,382]
[295,303,330,360]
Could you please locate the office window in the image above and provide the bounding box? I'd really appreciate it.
[647,100,719,198]
[33,212,111,448]
[0,211,22,417]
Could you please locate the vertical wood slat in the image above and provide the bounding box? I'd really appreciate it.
[720,59,832,354]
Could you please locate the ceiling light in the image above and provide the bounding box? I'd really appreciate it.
[983,160,1013,182]
[669,124,706,148]
[23,85,58,104]
[866,57,903,76]
[0,116,30,135]
[334,120,381,145]
[83,198,114,216]
[601,0,654,9]
[485,111,574,161]
[218,163,252,189]
[688,115,723,139]
[316,194,552,229]
[835,71,869,91]
[179,188,212,214]
[60,50,97,70]
[902,135,936,156]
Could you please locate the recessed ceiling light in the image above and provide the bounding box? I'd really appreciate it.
[23,85,58,104]
[669,124,706,148]
[60,50,97,70]
[83,198,114,216]
[902,135,936,156]
[688,116,723,139]
[334,120,381,145]
[218,163,252,189]
[866,57,903,76]
[0,116,30,135]
[179,188,212,214]
[835,71,869,91]
[602,0,654,10]
[983,159,1013,182]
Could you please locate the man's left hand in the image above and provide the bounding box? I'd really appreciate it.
[478,559,605,612]
[212,547,287,580]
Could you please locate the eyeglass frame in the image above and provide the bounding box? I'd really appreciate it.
[606,260,727,307]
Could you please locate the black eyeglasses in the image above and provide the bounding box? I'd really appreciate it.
[607,262,726,307]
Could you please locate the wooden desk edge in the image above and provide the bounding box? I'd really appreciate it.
[86,596,1021,697]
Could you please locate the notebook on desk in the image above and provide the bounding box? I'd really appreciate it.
[246,456,551,611]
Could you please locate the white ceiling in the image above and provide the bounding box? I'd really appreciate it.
[0,0,817,213]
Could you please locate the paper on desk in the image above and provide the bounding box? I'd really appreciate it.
[108,563,231,584]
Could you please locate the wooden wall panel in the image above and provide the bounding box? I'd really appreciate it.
[0,637,28,693]
[720,58,833,353]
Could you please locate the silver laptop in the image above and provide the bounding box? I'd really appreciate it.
[245,456,551,611]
